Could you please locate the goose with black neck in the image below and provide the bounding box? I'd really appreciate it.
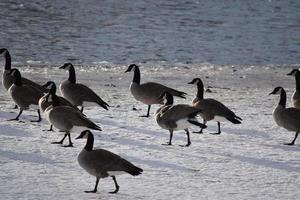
[188,78,242,134]
[7,68,43,122]
[155,92,206,146]
[76,130,143,194]
[125,64,186,117]
[59,63,109,113]
[44,94,102,147]
[39,81,81,131]
[269,87,300,145]
[0,48,48,93]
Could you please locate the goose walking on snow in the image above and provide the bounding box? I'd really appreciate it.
[155,92,206,147]
[287,69,300,109]
[59,63,109,112]
[76,130,143,194]
[125,64,186,117]
[7,69,43,122]
[39,81,80,131]
[0,48,47,92]
[44,94,102,147]
[188,78,242,134]
[270,87,300,145]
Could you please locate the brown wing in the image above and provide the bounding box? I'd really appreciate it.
[88,149,142,175]
[69,83,109,109]
[141,82,186,98]
[161,104,201,121]
[51,106,101,130]
[11,85,44,107]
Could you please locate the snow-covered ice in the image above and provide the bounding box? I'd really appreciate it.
[0,64,299,199]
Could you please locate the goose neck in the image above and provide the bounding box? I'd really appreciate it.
[84,133,94,152]
[196,83,204,99]
[132,67,140,84]
[295,72,300,91]
[279,89,286,107]
[4,51,11,70]
[68,66,76,83]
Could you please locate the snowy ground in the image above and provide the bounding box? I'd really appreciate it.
[0,64,299,200]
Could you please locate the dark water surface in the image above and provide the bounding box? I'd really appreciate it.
[0,0,300,65]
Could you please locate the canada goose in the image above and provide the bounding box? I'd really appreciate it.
[125,64,187,117]
[59,63,109,112]
[0,48,47,92]
[39,81,79,112]
[39,81,80,131]
[269,87,300,145]
[44,94,102,147]
[188,78,242,134]
[155,92,207,146]
[76,130,143,194]
[7,69,43,122]
[287,69,300,109]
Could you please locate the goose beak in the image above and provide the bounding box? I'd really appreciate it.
[59,66,64,69]
[75,135,82,140]
[287,72,292,76]
[124,68,130,73]
[187,81,193,84]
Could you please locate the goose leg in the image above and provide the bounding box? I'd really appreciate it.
[285,132,299,145]
[31,109,41,122]
[140,105,151,117]
[193,119,206,134]
[43,125,53,131]
[85,177,99,193]
[210,122,221,135]
[109,176,120,194]
[63,132,73,147]
[51,133,68,144]
[8,108,23,121]
[162,129,173,145]
[180,129,191,147]
[80,106,84,113]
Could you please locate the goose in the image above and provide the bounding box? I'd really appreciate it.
[155,92,207,146]
[76,130,143,194]
[287,69,300,109]
[125,64,187,117]
[7,69,43,122]
[0,48,47,92]
[44,94,102,147]
[39,81,80,131]
[188,78,242,134]
[269,87,300,145]
[59,63,109,112]
[39,81,79,112]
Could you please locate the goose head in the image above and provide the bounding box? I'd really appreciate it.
[158,91,173,105]
[125,64,138,73]
[188,78,204,86]
[45,93,60,107]
[59,63,74,71]
[76,130,92,139]
[269,87,284,95]
[42,81,56,94]
[0,48,8,55]
[287,69,300,76]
